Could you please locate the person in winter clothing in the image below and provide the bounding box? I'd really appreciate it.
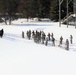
[52,37,55,46]
[51,33,54,41]
[70,35,73,44]
[22,31,24,38]
[59,36,63,45]
[65,39,69,50]
[0,29,4,38]
[47,33,51,41]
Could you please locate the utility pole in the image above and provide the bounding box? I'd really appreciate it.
[74,0,76,29]
[59,0,64,27]
[59,0,61,27]
[67,0,68,28]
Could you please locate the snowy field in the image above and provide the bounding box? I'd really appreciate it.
[0,19,76,75]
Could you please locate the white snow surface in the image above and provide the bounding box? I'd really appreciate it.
[0,19,76,75]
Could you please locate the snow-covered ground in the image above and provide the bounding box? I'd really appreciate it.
[0,19,76,75]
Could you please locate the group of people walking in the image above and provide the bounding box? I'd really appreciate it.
[22,30,73,50]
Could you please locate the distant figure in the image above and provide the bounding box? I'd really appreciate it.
[22,31,24,38]
[59,36,63,45]
[70,35,73,44]
[47,33,51,41]
[65,39,69,50]
[52,37,55,46]
[0,29,4,38]
[45,37,49,46]
[42,32,46,44]
[32,30,35,38]
[51,33,54,41]
[26,30,31,40]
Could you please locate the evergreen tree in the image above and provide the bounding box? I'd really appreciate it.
[0,0,20,24]
[0,0,74,22]
[50,0,59,21]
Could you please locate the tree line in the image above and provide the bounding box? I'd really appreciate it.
[0,0,73,24]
